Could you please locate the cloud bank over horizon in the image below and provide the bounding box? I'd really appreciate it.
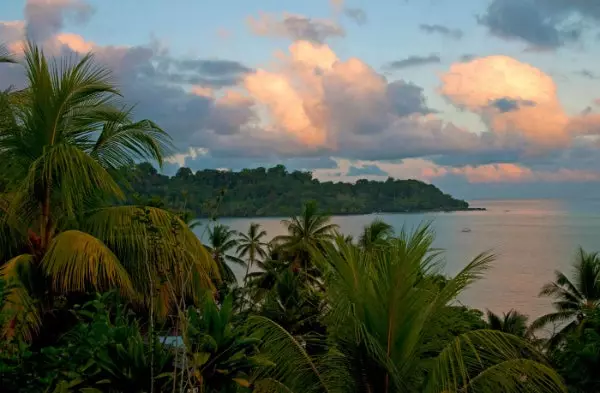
[1,0,600,198]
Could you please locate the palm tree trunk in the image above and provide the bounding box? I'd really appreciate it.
[242,255,253,310]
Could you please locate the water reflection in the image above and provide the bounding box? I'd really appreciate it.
[194,199,600,319]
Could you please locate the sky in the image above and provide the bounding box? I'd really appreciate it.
[1,0,600,199]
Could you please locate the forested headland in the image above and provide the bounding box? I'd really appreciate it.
[122,162,474,218]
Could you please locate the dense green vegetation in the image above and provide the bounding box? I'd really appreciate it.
[2,43,600,393]
[122,162,472,217]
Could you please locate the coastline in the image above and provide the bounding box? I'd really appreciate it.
[193,206,487,219]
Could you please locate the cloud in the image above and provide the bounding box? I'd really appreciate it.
[440,55,570,147]
[344,8,367,25]
[450,164,600,183]
[4,1,600,190]
[489,97,536,113]
[575,69,598,79]
[247,12,345,43]
[0,21,25,51]
[313,157,600,185]
[25,0,93,41]
[386,81,435,116]
[347,164,388,177]
[191,86,214,98]
[165,147,209,167]
[459,54,476,62]
[383,54,441,70]
[419,24,463,40]
[225,40,488,161]
[174,59,252,76]
[150,58,254,88]
[477,0,600,49]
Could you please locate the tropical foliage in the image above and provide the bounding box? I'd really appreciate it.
[0,43,218,341]
[206,223,245,284]
[237,222,268,285]
[531,248,600,348]
[486,309,530,338]
[3,41,600,393]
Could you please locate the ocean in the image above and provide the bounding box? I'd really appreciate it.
[194,199,600,324]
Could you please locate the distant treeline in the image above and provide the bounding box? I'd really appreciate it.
[120,163,470,218]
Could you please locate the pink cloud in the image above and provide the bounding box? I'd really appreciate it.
[247,12,344,43]
[315,158,600,184]
[55,32,95,52]
[0,21,26,54]
[191,85,214,98]
[231,40,483,158]
[240,40,393,149]
[440,55,570,147]
[445,163,600,183]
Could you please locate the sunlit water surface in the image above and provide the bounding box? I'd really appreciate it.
[194,199,600,320]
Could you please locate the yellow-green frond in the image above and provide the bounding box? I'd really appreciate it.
[83,206,219,301]
[41,230,134,295]
[10,144,123,225]
[0,254,41,341]
[0,254,35,290]
[247,316,348,393]
[424,329,565,393]
[0,194,29,262]
[464,359,566,393]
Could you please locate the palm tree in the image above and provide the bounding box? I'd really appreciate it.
[486,309,530,337]
[358,218,394,250]
[237,222,268,285]
[251,225,566,393]
[272,201,338,270]
[0,43,218,339]
[178,210,202,231]
[245,244,289,302]
[531,247,600,348]
[183,293,266,392]
[206,224,245,284]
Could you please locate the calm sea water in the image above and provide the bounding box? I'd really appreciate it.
[194,199,600,320]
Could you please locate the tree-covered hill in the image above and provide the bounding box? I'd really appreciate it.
[122,163,473,217]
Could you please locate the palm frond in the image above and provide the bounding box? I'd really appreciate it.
[424,329,565,393]
[539,280,583,304]
[83,206,218,302]
[359,218,393,249]
[0,194,29,262]
[248,316,348,393]
[0,254,41,340]
[486,310,504,330]
[89,107,173,170]
[9,144,123,225]
[461,359,565,393]
[21,42,120,146]
[0,44,16,63]
[573,247,600,300]
[41,230,134,295]
[435,251,495,306]
[529,310,576,334]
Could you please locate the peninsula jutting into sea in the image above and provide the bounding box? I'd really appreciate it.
[121,163,484,218]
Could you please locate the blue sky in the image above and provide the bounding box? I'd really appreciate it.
[2,0,600,198]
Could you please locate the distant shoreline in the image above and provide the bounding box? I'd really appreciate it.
[197,207,487,220]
